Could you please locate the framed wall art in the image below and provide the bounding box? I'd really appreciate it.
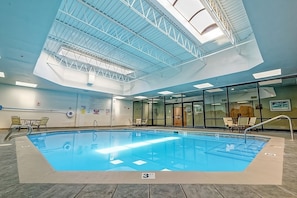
[269,99,291,111]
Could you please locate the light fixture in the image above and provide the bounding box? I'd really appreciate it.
[237,101,249,104]
[193,83,213,89]
[58,46,134,75]
[258,79,282,86]
[113,96,126,99]
[206,88,224,93]
[16,81,37,88]
[158,91,173,95]
[134,96,147,99]
[0,72,5,78]
[211,103,221,106]
[252,69,281,79]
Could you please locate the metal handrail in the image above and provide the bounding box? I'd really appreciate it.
[244,115,294,143]
[26,125,33,135]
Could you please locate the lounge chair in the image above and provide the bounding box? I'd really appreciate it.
[10,116,22,131]
[236,117,249,132]
[135,118,142,126]
[141,119,147,126]
[223,117,236,131]
[32,117,49,130]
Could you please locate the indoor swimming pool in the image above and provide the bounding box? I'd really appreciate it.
[27,129,269,172]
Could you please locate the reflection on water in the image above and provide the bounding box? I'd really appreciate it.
[28,130,267,172]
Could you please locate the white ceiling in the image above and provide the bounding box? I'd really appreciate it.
[0,0,297,99]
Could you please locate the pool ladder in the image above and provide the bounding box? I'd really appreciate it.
[244,115,294,143]
[4,125,33,141]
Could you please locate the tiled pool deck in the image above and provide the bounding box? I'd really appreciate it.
[1,127,297,197]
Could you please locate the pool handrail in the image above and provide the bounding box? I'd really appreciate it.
[244,115,294,143]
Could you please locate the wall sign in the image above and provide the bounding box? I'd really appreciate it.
[269,99,291,111]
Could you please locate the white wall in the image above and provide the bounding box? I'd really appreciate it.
[0,84,132,129]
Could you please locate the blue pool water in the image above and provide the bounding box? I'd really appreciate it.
[28,130,268,172]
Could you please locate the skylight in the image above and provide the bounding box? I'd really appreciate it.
[252,69,282,79]
[58,47,134,76]
[160,0,225,43]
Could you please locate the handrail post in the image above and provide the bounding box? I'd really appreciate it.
[244,115,294,143]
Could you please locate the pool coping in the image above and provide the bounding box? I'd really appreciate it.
[16,132,284,184]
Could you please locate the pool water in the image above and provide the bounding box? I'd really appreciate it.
[28,130,268,172]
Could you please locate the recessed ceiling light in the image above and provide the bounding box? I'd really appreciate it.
[252,69,281,79]
[134,96,147,99]
[211,103,221,106]
[193,83,213,89]
[237,101,249,104]
[16,81,37,88]
[158,91,173,95]
[113,96,125,99]
[0,72,5,78]
[206,88,224,93]
[258,79,282,86]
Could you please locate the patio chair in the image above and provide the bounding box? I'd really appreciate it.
[248,117,258,132]
[223,117,236,131]
[135,118,142,126]
[32,117,49,130]
[141,119,147,126]
[237,117,249,132]
[10,116,22,131]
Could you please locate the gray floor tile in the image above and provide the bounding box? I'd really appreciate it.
[214,184,261,198]
[182,184,223,198]
[113,184,149,198]
[75,184,117,198]
[150,184,186,198]
[36,184,85,198]
[250,185,297,198]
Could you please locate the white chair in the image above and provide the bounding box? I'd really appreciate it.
[223,117,236,131]
[141,119,147,126]
[10,116,22,131]
[248,117,257,127]
[135,118,141,126]
[32,117,49,130]
[237,117,249,132]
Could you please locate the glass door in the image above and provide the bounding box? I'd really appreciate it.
[173,103,182,127]
[165,104,173,126]
[183,102,193,127]
[193,101,204,128]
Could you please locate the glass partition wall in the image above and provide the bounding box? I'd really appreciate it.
[132,76,297,131]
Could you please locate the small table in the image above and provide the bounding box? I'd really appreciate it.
[21,119,41,126]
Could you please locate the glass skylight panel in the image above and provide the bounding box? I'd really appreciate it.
[174,0,204,21]
[162,0,229,43]
[202,27,224,42]
[191,9,215,34]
